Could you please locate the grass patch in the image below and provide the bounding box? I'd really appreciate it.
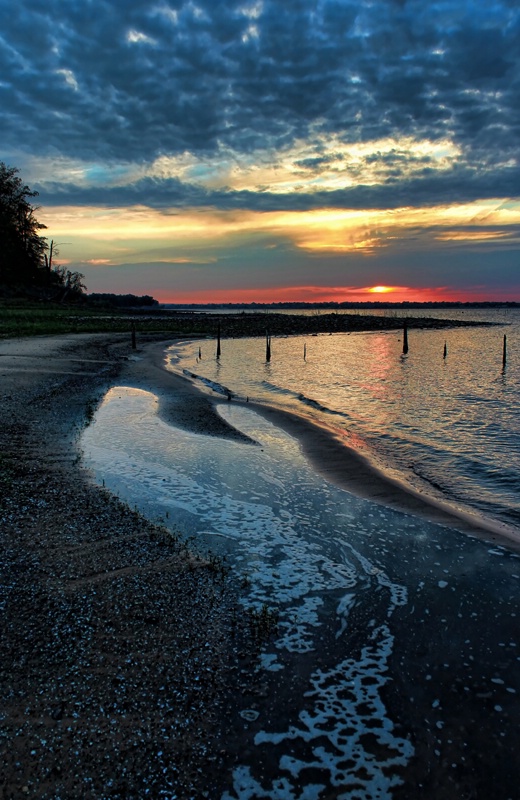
[0,301,212,339]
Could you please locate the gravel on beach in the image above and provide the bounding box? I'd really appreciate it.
[0,334,261,800]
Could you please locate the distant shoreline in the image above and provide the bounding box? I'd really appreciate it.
[2,300,503,340]
[162,300,520,310]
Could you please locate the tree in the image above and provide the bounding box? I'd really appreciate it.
[41,239,87,302]
[51,265,87,302]
[0,162,86,301]
[0,162,47,287]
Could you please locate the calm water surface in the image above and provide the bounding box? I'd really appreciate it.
[171,308,520,531]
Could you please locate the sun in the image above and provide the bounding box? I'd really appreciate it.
[369,285,394,294]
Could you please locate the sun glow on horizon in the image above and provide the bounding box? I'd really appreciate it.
[369,285,394,293]
[149,283,505,305]
[37,201,520,305]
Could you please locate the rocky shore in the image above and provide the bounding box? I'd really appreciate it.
[0,334,261,799]
[138,310,493,341]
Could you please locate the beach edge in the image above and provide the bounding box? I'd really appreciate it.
[121,337,520,553]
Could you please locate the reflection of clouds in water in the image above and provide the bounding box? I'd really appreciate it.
[82,387,413,796]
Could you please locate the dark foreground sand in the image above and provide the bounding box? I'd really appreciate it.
[0,333,265,800]
[1,332,519,800]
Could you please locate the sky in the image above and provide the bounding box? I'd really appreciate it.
[1,0,519,303]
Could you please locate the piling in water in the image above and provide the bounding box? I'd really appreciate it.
[503,334,507,367]
[199,346,202,359]
[216,324,221,359]
[402,321,409,355]
[131,322,136,350]
[266,330,271,362]
[304,343,307,361]
[443,341,447,359]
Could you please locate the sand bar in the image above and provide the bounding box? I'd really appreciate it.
[118,337,520,552]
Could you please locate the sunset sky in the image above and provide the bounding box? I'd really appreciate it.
[1,0,519,303]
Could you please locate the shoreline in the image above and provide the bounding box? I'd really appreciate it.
[242,400,520,551]
[0,333,263,799]
[88,336,520,800]
[118,337,520,553]
[2,331,520,798]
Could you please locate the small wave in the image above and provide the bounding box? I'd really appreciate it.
[182,369,234,398]
[297,392,350,420]
[453,393,494,404]
[260,380,299,398]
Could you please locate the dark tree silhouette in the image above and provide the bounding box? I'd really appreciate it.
[0,162,86,300]
[88,293,159,307]
[0,161,47,287]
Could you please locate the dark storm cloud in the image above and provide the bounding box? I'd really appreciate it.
[1,0,519,205]
[35,162,520,211]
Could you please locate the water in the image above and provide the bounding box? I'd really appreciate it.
[171,308,520,532]
[81,387,520,798]
[80,307,520,796]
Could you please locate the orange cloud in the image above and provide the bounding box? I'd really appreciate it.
[39,198,520,264]
[435,230,514,242]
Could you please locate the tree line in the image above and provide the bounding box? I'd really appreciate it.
[88,293,159,308]
[0,161,86,301]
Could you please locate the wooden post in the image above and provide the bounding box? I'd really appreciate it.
[443,341,447,359]
[216,323,221,359]
[402,321,408,355]
[503,334,507,367]
[266,330,271,362]
[131,321,136,350]
[199,346,202,359]
[304,343,307,361]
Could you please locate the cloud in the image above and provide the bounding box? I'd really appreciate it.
[2,0,519,301]
[34,161,520,213]
[1,0,518,169]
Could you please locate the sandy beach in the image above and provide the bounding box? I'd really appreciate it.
[0,333,265,799]
[2,332,520,799]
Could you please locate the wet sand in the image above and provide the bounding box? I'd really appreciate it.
[0,333,262,799]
